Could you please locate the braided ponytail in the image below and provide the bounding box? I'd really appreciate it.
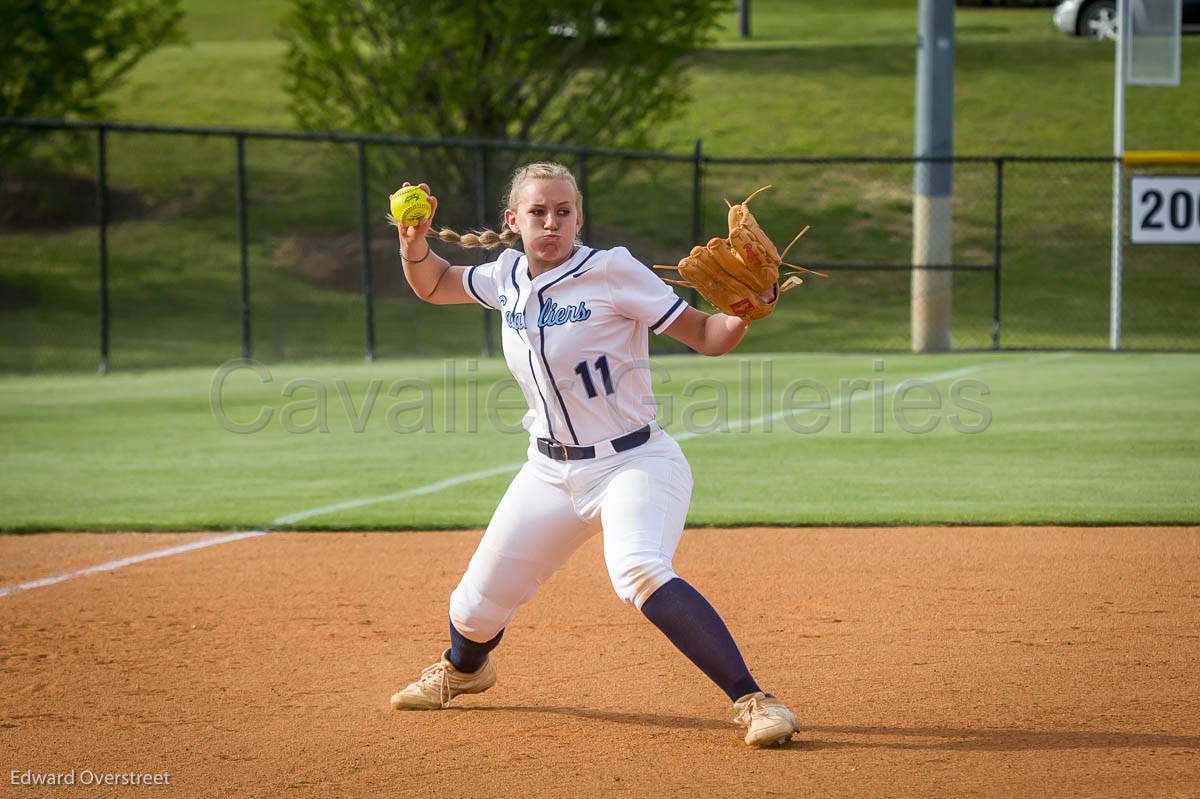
[429,226,521,250]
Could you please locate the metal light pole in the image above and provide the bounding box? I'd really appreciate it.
[1109,0,1127,351]
[912,0,955,352]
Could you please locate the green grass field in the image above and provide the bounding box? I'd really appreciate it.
[1,352,1196,531]
[3,0,1199,373]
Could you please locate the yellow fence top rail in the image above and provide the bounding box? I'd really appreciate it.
[1123,151,1200,166]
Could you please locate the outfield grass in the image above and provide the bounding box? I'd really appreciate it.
[0,352,1195,531]
[2,1,1198,373]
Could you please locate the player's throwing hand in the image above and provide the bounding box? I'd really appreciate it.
[392,181,439,263]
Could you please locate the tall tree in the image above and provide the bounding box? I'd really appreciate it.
[280,0,725,221]
[0,0,185,161]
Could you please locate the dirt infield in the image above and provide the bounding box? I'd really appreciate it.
[2,527,1198,798]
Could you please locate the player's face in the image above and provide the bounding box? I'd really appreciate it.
[506,178,583,269]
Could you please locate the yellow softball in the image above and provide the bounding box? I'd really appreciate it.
[389,186,432,227]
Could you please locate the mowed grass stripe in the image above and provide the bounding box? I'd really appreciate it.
[0,353,1195,530]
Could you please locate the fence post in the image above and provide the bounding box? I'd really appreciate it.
[96,126,110,374]
[992,158,1004,350]
[476,146,493,358]
[235,134,252,361]
[578,152,592,244]
[689,138,702,308]
[357,140,376,362]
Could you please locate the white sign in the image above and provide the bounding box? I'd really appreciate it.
[1130,176,1200,244]
[1126,0,1181,86]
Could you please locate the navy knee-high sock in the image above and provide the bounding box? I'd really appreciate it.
[448,618,503,674]
[640,578,761,702]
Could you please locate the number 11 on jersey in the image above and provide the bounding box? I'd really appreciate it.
[574,356,615,399]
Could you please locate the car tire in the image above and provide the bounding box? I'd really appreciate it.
[1079,0,1118,40]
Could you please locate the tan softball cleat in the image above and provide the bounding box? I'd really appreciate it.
[390,649,497,710]
[732,691,799,747]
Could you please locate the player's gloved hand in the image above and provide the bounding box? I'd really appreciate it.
[654,186,823,322]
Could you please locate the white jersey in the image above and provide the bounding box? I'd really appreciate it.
[461,245,687,446]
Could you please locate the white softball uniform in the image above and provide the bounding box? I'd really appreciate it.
[448,246,693,642]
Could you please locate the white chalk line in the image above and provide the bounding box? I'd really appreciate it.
[0,531,266,599]
[272,463,524,526]
[0,352,1071,598]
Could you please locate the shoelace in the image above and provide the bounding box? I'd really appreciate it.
[415,662,451,708]
[733,695,766,726]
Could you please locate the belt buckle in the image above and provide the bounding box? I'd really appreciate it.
[543,439,568,461]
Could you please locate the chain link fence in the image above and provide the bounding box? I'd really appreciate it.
[1,118,1197,373]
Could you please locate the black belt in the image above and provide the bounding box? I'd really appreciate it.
[536,424,653,462]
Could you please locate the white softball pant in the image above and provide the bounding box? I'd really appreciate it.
[448,429,693,643]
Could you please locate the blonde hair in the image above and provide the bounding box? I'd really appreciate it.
[432,161,584,250]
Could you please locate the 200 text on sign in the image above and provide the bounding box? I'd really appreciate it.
[1130,176,1200,245]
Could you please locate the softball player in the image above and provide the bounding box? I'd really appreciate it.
[388,162,797,747]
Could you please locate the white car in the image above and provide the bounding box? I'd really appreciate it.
[1053,0,1200,40]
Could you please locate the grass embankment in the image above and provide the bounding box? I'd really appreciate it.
[2,1,1198,372]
